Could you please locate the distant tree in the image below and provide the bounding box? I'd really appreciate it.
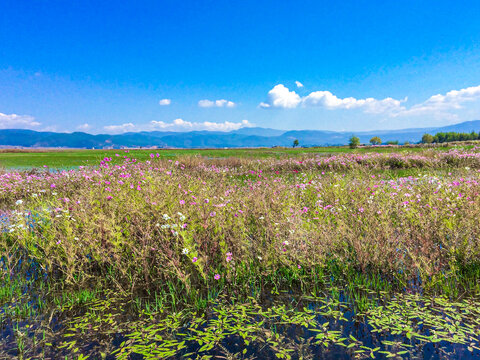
[421,134,434,144]
[404,141,410,145]
[386,140,399,145]
[349,135,360,149]
[426,131,479,143]
[293,139,299,148]
[369,136,382,145]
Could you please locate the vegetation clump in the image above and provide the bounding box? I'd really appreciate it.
[369,136,381,145]
[422,130,480,144]
[349,135,360,148]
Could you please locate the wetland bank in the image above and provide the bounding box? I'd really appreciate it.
[1,147,480,359]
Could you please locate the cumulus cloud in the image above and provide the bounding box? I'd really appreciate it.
[103,123,135,133]
[151,119,251,132]
[295,81,304,88]
[260,83,480,120]
[159,98,171,106]
[303,91,406,114]
[41,126,58,132]
[394,85,480,119]
[259,84,302,109]
[76,123,91,131]
[260,84,405,114]
[0,112,41,129]
[198,99,236,108]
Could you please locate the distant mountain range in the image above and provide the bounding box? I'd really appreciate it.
[2,120,480,149]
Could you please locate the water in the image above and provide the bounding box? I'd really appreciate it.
[1,284,479,359]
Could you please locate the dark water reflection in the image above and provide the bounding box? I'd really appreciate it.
[3,290,477,359]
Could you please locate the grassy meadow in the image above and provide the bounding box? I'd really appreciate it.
[0,145,437,169]
[1,146,480,359]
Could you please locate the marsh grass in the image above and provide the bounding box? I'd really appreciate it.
[1,148,480,358]
[0,143,464,170]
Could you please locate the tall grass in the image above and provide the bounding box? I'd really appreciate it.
[1,148,480,310]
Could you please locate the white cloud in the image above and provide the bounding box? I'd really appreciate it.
[260,84,405,114]
[41,126,58,132]
[259,84,302,109]
[198,99,236,108]
[151,119,251,132]
[394,85,480,119]
[260,83,480,120]
[172,118,193,127]
[0,112,41,129]
[103,123,135,133]
[159,98,171,106]
[303,91,406,114]
[76,123,91,131]
[295,81,304,88]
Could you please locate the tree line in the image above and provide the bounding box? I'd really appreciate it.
[348,136,400,148]
[292,130,480,149]
[421,131,480,144]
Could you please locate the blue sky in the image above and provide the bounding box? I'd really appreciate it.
[1,0,480,133]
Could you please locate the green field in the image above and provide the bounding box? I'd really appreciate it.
[0,145,443,169]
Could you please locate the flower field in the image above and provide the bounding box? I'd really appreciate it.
[1,147,480,359]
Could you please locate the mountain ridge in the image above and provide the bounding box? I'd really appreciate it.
[2,120,479,149]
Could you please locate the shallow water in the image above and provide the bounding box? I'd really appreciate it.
[1,285,479,359]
